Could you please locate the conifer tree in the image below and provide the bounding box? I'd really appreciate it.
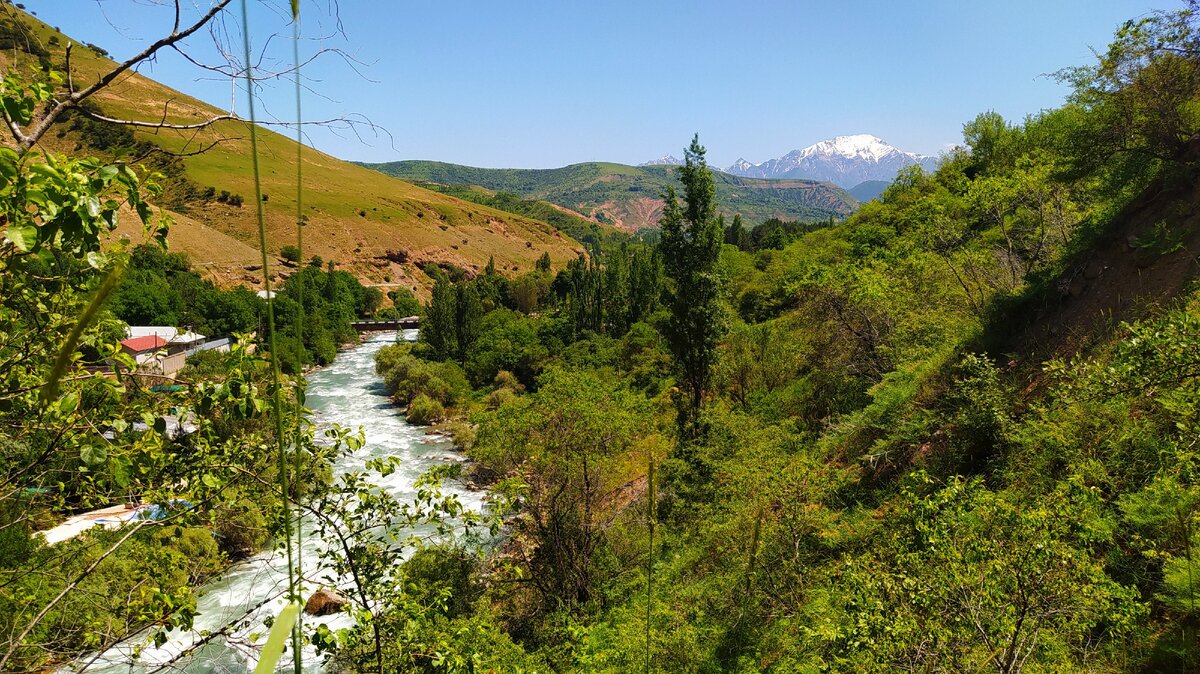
[659,135,726,440]
[536,251,552,273]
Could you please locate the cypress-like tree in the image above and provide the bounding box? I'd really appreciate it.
[726,213,748,249]
[659,134,725,440]
[455,282,484,361]
[536,251,552,273]
[423,275,458,361]
[628,246,661,325]
[603,244,631,336]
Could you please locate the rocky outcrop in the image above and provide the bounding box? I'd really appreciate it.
[304,589,349,616]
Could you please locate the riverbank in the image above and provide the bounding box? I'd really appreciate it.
[76,330,484,673]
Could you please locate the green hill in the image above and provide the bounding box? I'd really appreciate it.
[848,179,890,202]
[361,160,859,232]
[0,9,590,294]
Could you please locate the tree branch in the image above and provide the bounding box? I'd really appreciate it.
[0,520,149,672]
[17,0,235,153]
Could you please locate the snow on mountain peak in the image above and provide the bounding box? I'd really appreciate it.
[800,134,908,162]
[640,154,683,166]
[723,134,938,187]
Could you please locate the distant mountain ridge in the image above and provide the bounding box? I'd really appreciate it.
[361,160,858,232]
[640,155,682,166]
[724,134,938,187]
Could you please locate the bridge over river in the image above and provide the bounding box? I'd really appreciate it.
[351,316,420,332]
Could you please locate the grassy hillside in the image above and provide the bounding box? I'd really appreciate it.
[406,182,625,250]
[0,8,587,294]
[361,159,859,232]
[848,179,889,202]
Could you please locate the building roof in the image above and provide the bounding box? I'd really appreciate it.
[127,326,177,341]
[126,326,206,344]
[120,335,168,352]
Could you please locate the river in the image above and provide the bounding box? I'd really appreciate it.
[78,331,483,673]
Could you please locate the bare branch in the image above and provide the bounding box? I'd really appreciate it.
[65,42,74,95]
[74,105,237,131]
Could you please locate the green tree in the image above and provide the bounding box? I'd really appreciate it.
[280,244,301,263]
[627,245,661,325]
[659,135,726,440]
[724,213,747,249]
[423,275,458,361]
[455,282,484,361]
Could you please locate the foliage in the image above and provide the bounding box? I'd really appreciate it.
[659,135,726,441]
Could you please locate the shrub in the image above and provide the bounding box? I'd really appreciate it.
[181,348,228,378]
[388,287,422,317]
[486,386,517,410]
[493,369,525,392]
[375,345,469,406]
[406,394,444,425]
[280,245,301,263]
[211,496,269,558]
[154,527,223,584]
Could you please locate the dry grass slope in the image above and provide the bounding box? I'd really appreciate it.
[1,8,585,293]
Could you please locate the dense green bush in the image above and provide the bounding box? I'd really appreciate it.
[406,393,444,425]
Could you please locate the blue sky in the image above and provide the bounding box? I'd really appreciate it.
[30,1,1171,168]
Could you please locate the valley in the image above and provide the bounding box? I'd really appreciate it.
[3,2,1200,674]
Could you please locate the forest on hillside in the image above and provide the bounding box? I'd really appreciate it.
[3,2,1200,673]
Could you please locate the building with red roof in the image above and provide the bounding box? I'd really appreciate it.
[119,335,168,354]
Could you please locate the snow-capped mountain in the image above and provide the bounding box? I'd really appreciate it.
[725,134,937,187]
[639,154,683,166]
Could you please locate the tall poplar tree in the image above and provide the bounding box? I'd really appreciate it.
[726,213,748,249]
[423,275,458,361]
[659,135,726,440]
[455,283,484,361]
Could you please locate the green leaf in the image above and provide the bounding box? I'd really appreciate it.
[80,445,107,466]
[109,456,131,487]
[0,148,17,183]
[41,262,125,404]
[253,602,300,674]
[6,226,36,252]
[57,391,79,414]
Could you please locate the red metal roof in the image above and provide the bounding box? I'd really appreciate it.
[120,335,167,352]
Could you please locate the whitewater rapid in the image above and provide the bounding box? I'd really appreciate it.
[78,331,483,673]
